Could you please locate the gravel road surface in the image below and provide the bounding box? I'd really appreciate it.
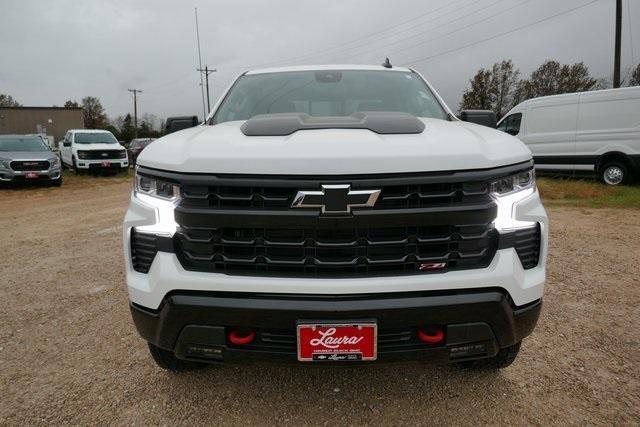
[1,178,639,425]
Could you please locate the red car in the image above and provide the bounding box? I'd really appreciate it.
[127,138,155,165]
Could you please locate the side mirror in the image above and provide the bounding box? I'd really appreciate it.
[458,110,497,128]
[506,128,519,136]
[165,116,199,134]
[63,141,71,147]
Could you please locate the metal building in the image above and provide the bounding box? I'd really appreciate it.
[0,106,84,148]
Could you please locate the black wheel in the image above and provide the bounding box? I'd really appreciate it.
[52,177,62,187]
[599,161,629,185]
[147,343,206,372]
[459,341,521,370]
[72,156,80,175]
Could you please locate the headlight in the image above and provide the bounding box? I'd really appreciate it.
[50,157,61,168]
[490,169,535,195]
[0,158,10,169]
[135,172,180,201]
[490,169,537,232]
[133,168,181,236]
[77,151,89,160]
[120,151,127,159]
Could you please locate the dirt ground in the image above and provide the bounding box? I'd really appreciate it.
[1,178,639,426]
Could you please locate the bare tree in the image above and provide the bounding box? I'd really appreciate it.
[519,60,597,99]
[63,100,80,108]
[141,113,159,131]
[630,64,640,86]
[459,60,520,119]
[490,60,520,119]
[0,94,21,107]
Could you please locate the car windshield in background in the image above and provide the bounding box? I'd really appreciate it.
[212,70,447,124]
[0,136,50,152]
[75,132,118,144]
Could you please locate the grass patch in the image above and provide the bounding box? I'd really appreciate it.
[537,177,640,208]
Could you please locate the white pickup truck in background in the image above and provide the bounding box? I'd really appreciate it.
[59,129,128,174]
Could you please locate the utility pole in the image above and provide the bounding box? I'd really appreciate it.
[613,0,622,88]
[128,89,142,138]
[194,8,206,121]
[196,65,217,115]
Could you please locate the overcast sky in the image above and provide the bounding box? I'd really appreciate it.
[1,0,638,122]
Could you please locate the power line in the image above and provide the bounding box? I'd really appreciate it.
[348,0,532,63]
[226,0,474,69]
[344,0,504,62]
[402,0,603,66]
[273,0,480,66]
[142,71,194,92]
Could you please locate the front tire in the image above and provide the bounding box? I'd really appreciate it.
[600,161,629,185]
[72,156,80,175]
[147,343,205,372]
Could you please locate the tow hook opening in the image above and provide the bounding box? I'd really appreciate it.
[228,329,257,346]
[417,327,445,344]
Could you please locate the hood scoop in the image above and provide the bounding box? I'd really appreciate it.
[240,112,425,136]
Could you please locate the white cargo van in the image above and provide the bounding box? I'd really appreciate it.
[497,87,640,185]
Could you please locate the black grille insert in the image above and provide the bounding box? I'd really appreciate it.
[131,230,159,273]
[174,224,498,277]
[10,160,50,171]
[79,150,125,160]
[181,181,491,211]
[513,225,541,269]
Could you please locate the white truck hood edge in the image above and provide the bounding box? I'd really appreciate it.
[137,118,532,175]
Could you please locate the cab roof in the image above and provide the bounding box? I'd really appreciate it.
[245,64,413,75]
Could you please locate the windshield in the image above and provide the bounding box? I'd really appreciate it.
[0,136,50,152]
[213,70,447,124]
[74,132,118,144]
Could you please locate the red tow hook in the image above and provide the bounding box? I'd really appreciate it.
[417,328,445,344]
[228,329,256,346]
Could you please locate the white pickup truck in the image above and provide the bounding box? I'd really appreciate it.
[60,129,128,173]
[123,65,548,371]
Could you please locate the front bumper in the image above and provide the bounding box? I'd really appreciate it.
[75,159,128,169]
[0,168,61,182]
[131,290,542,364]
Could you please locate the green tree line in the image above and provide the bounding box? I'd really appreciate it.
[460,61,640,119]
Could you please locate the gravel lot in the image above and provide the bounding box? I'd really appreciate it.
[1,178,639,425]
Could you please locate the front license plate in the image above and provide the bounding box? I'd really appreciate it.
[101,161,111,167]
[25,172,39,179]
[297,322,377,362]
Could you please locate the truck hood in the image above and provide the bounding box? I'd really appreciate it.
[0,151,58,161]
[73,143,125,151]
[138,118,532,175]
